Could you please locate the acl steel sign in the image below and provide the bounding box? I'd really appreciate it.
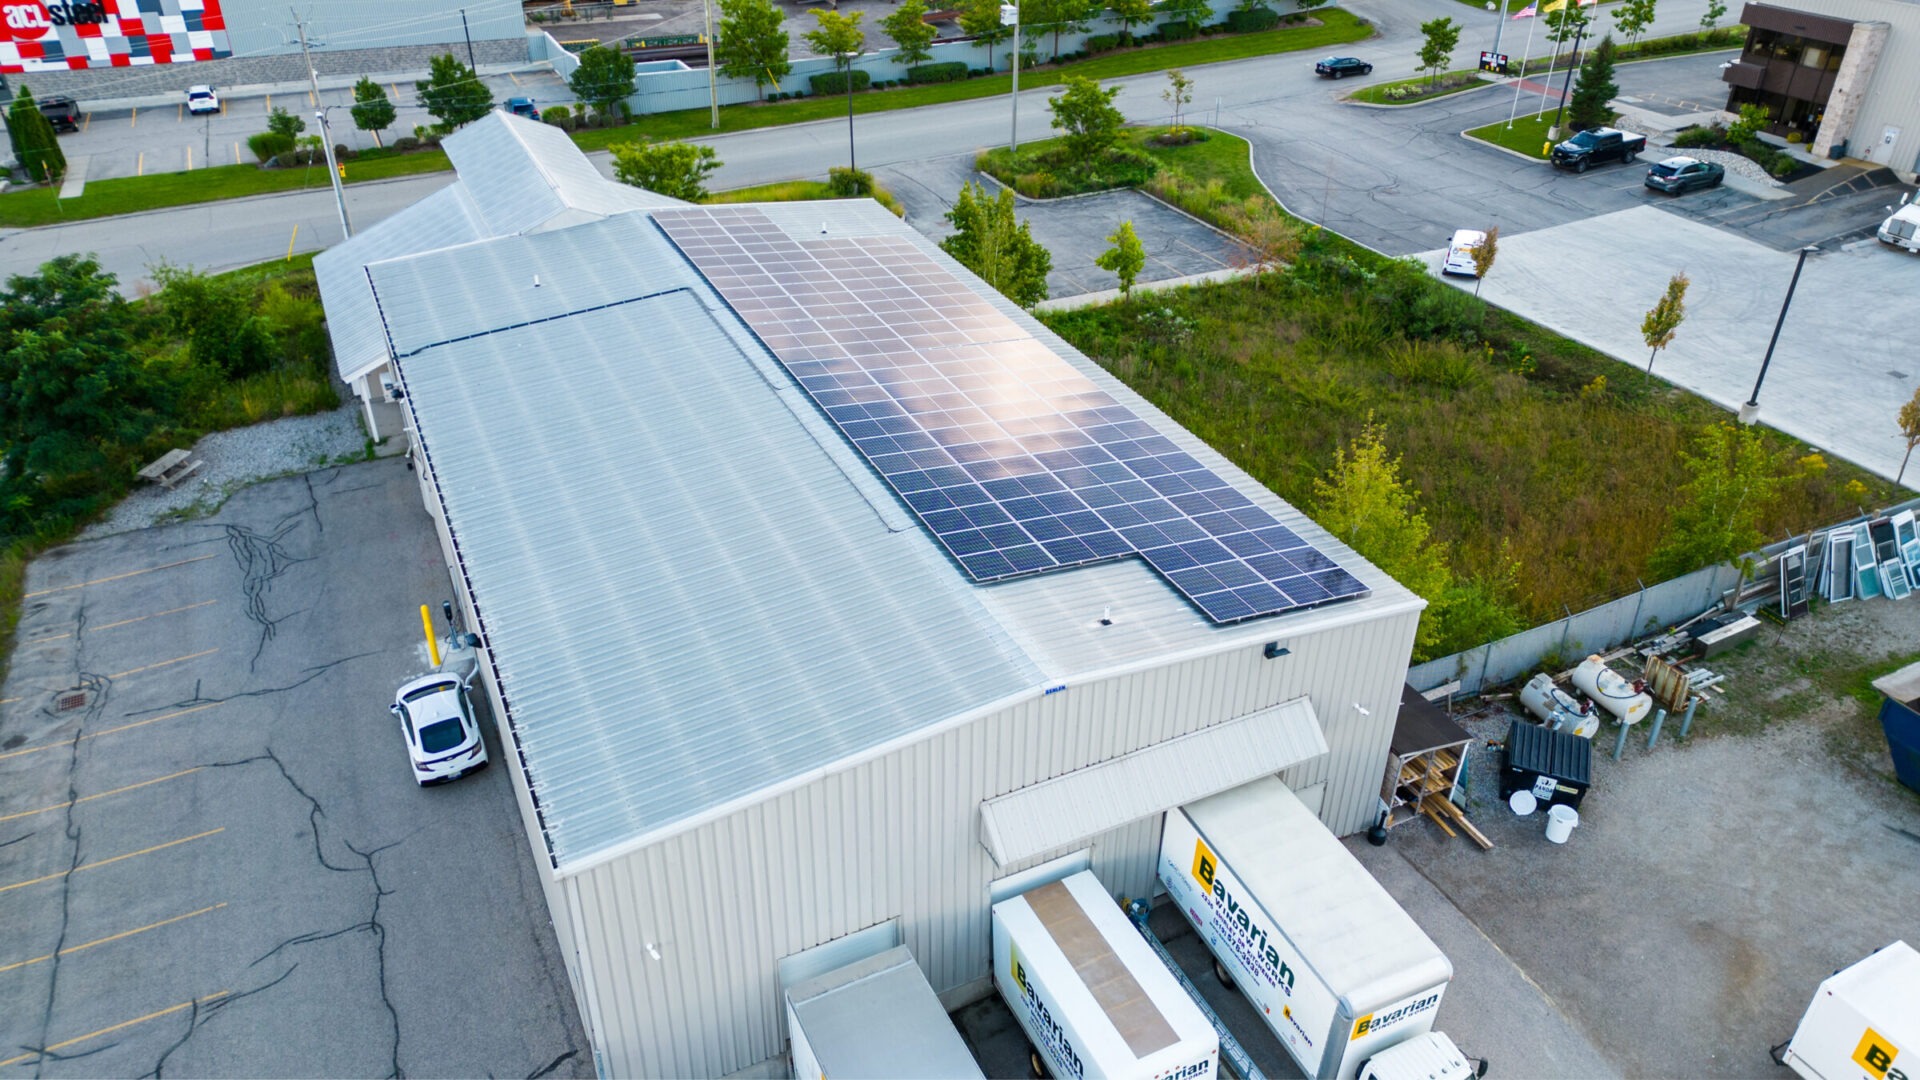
[2,0,230,73]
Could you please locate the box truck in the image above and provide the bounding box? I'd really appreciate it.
[1160,777,1460,1080]
[1880,193,1920,254]
[993,870,1220,1080]
[785,945,984,1080]
[1773,940,1917,1080]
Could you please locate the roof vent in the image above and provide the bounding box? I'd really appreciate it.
[532,274,542,288]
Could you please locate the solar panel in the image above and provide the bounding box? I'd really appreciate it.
[653,206,1369,624]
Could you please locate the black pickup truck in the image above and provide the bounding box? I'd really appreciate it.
[1549,127,1647,173]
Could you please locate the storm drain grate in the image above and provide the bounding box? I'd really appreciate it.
[56,690,89,712]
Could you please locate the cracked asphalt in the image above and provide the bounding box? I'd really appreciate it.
[0,458,590,1078]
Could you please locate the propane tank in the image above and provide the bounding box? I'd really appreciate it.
[1571,654,1653,725]
[1519,673,1600,738]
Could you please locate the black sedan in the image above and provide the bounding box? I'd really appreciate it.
[1644,156,1725,195]
[1315,56,1373,78]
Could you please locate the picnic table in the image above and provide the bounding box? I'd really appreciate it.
[137,449,204,489]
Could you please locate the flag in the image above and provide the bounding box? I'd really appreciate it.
[1512,4,1537,17]
[1540,0,1566,11]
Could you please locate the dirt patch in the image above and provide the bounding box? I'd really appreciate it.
[1386,594,1920,1077]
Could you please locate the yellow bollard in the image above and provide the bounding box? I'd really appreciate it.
[421,604,441,668]
[286,224,299,261]
[1542,141,1551,157]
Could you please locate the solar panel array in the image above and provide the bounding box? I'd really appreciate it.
[652,206,1368,624]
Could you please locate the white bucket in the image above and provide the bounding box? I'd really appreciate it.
[1545,804,1580,844]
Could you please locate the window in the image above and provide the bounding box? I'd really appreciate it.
[418,719,467,754]
[1800,45,1826,68]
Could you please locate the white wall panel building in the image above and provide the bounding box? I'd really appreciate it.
[320,112,1427,1078]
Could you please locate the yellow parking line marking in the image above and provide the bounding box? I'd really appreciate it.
[264,92,271,113]
[24,554,217,598]
[0,768,202,825]
[233,141,241,165]
[130,105,137,128]
[0,991,230,1068]
[307,88,316,107]
[137,151,144,176]
[26,598,220,644]
[81,111,91,133]
[0,703,223,763]
[391,82,400,100]
[177,102,183,121]
[509,71,522,86]
[0,829,225,896]
[0,904,227,975]
[107,648,218,681]
[185,146,192,170]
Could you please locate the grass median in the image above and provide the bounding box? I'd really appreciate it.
[0,10,1370,227]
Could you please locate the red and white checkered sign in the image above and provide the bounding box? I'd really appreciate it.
[1,0,230,73]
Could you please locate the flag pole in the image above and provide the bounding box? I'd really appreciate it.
[1506,7,1537,129]
[1534,9,1561,119]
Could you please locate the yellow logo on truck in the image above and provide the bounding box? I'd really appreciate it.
[1191,837,1217,889]
[1854,1028,1898,1078]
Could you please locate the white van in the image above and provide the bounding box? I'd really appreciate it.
[1441,230,1486,277]
[1879,192,1920,253]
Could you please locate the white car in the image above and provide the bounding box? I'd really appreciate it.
[185,85,220,115]
[390,673,488,785]
[1441,228,1487,277]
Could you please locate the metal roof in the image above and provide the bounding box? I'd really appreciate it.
[976,697,1329,866]
[314,110,685,385]
[356,162,1422,872]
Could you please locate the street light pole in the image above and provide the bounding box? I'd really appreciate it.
[1002,3,1020,152]
[1740,245,1818,423]
[293,8,352,239]
[460,8,475,70]
[1548,18,1586,137]
[702,0,719,129]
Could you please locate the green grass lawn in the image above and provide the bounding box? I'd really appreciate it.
[1465,111,1561,159]
[0,10,1370,227]
[707,177,905,216]
[1346,71,1490,105]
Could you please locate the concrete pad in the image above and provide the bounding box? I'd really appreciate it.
[58,154,87,199]
[1428,205,1920,483]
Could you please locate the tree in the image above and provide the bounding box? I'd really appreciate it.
[1648,423,1792,579]
[416,52,494,130]
[1700,0,1727,30]
[267,105,305,141]
[1159,0,1213,33]
[806,8,868,168]
[941,181,1052,307]
[1726,101,1768,144]
[7,87,67,184]
[1897,386,1920,486]
[1567,33,1619,130]
[958,0,1013,68]
[1096,220,1146,295]
[610,140,721,201]
[570,45,638,119]
[1640,271,1688,373]
[880,0,938,67]
[1048,75,1124,159]
[1025,0,1097,60]
[1611,0,1655,47]
[1467,225,1499,300]
[350,77,396,147]
[150,262,277,378]
[1416,17,1461,87]
[1544,2,1589,45]
[1109,0,1154,41]
[1221,198,1301,276]
[1162,69,1194,135]
[1294,0,1329,11]
[718,0,793,101]
[1311,419,1454,657]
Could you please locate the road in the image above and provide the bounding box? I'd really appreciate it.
[0,0,1734,289]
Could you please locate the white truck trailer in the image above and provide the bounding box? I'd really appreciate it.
[1775,941,1917,1080]
[993,870,1220,1080]
[1159,777,1460,1080]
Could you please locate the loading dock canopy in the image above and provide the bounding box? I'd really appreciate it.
[977,698,1329,865]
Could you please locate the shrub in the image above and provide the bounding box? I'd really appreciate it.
[391,135,422,152]
[544,104,571,123]
[1671,124,1721,148]
[1225,7,1279,31]
[1159,19,1200,39]
[809,69,872,94]
[247,131,295,163]
[907,61,969,83]
[1085,33,1122,52]
[829,165,874,196]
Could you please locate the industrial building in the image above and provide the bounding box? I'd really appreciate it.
[315,112,1427,1077]
[0,0,525,97]
[1723,0,1920,178]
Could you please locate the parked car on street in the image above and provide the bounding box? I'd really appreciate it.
[1315,56,1373,78]
[185,85,220,115]
[505,96,540,120]
[1441,229,1487,277]
[1644,156,1725,194]
[391,672,488,785]
[37,94,80,133]
[1550,127,1646,172]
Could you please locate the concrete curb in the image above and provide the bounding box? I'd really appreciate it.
[1034,265,1258,311]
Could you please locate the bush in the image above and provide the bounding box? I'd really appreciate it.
[809,69,872,95]
[391,135,422,152]
[1671,124,1721,148]
[1225,7,1279,31]
[1159,19,1200,39]
[907,61,969,84]
[1083,34,1119,52]
[829,165,875,196]
[545,104,571,123]
[247,131,295,163]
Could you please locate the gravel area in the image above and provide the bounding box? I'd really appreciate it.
[81,398,371,540]
[1676,146,1785,186]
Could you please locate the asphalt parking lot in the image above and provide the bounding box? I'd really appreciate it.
[0,458,589,1077]
[43,68,569,183]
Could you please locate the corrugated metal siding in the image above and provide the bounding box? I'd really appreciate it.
[220,0,523,55]
[568,608,1419,1077]
[443,111,682,238]
[313,180,477,382]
